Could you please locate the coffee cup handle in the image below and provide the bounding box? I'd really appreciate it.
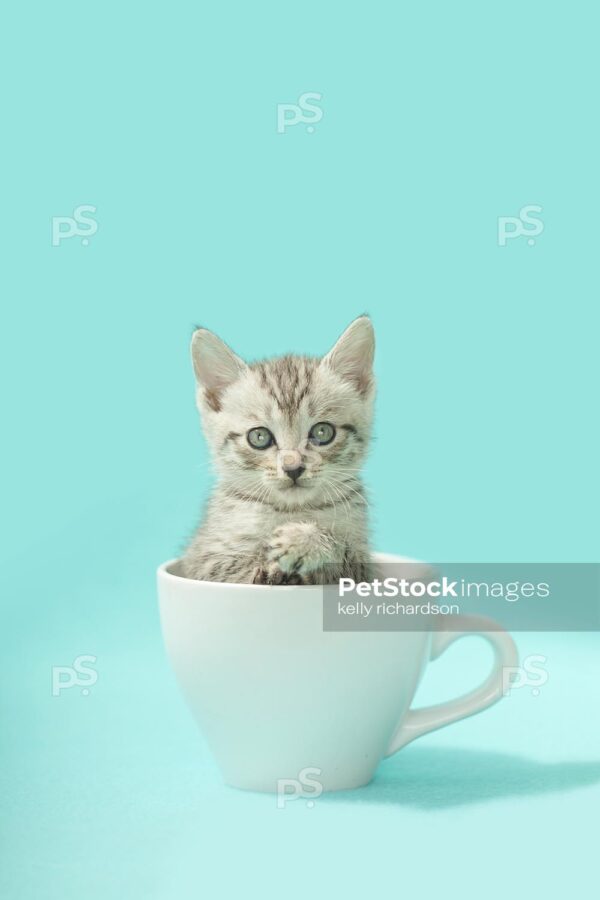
[385,615,519,756]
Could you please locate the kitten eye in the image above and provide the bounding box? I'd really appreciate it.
[308,422,336,446]
[247,427,274,450]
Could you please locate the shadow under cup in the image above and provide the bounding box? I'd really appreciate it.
[157,553,517,793]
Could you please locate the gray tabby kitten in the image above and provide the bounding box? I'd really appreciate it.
[182,316,375,585]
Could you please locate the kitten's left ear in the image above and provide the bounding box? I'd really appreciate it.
[191,327,247,411]
[321,316,375,395]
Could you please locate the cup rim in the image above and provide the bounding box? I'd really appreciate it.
[157,552,426,592]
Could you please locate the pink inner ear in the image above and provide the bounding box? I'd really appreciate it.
[323,319,374,395]
[192,329,246,397]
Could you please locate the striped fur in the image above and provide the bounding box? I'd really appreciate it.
[182,317,375,584]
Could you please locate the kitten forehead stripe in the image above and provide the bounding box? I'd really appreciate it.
[251,355,317,417]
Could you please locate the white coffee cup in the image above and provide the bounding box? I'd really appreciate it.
[158,553,518,793]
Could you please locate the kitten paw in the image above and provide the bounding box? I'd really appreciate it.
[252,565,304,586]
[266,522,332,576]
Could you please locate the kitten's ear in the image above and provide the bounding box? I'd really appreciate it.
[191,328,247,411]
[321,316,375,395]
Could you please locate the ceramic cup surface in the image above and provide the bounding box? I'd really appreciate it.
[158,553,518,792]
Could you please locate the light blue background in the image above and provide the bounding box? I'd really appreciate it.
[1,2,598,898]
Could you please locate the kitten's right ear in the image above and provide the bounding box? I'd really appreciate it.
[191,328,247,412]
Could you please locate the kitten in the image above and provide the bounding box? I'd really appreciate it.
[182,316,375,585]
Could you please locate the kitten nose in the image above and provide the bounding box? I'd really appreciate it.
[280,449,305,483]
